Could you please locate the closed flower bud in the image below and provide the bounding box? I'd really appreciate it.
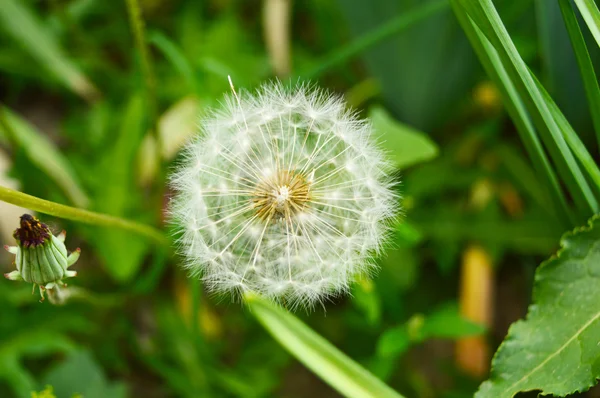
[4,214,80,302]
[170,81,398,309]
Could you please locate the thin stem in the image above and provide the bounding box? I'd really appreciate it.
[299,0,448,79]
[125,0,161,164]
[0,185,167,245]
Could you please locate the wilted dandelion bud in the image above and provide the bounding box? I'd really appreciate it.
[170,81,398,308]
[4,214,80,302]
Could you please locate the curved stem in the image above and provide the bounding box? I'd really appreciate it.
[0,185,167,245]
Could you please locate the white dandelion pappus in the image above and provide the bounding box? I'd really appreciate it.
[170,80,398,308]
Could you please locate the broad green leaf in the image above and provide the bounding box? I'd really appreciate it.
[245,293,405,398]
[369,106,439,170]
[573,0,600,49]
[477,214,600,397]
[0,107,89,208]
[0,0,99,101]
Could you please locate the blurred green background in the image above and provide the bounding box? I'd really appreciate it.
[0,0,597,397]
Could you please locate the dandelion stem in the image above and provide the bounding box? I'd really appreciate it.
[0,185,167,245]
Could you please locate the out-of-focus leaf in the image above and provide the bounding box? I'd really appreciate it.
[149,31,198,94]
[0,148,29,242]
[477,215,600,397]
[352,278,382,327]
[91,95,150,281]
[246,293,405,398]
[338,0,478,130]
[159,96,201,160]
[421,303,486,338]
[394,221,424,247]
[369,106,439,170]
[0,331,76,398]
[0,0,99,101]
[377,304,484,358]
[42,350,127,398]
[138,96,200,185]
[411,204,562,255]
[0,107,89,208]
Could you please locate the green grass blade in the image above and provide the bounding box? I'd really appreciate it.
[0,107,89,208]
[532,76,600,192]
[0,0,99,102]
[458,0,599,217]
[573,0,600,49]
[245,293,405,398]
[300,0,448,79]
[148,31,198,94]
[559,0,600,148]
[450,0,574,226]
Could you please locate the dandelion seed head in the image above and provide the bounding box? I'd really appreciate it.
[170,81,398,309]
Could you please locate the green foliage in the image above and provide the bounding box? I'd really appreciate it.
[369,106,439,170]
[377,303,486,358]
[42,351,127,398]
[245,293,405,398]
[2,0,600,396]
[477,215,600,397]
[0,107,88,207]
[0,0,98,101]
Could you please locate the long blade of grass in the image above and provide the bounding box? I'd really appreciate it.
[573,0,600,49]
[458,0,598,218]
[558,0,600,149]
[148,31,198,94]
[245,293,405,398]
[300,0,448,79]
[0,0,99,102]
[0,107,89,208]
[450,0,574,226]
[532,76,600,193]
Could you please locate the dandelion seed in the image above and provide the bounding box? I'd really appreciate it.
[169,80,398,308]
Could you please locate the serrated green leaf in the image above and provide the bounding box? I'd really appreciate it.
[369,106,439,170]
[477,214,600,397]
[245,293,405,398]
